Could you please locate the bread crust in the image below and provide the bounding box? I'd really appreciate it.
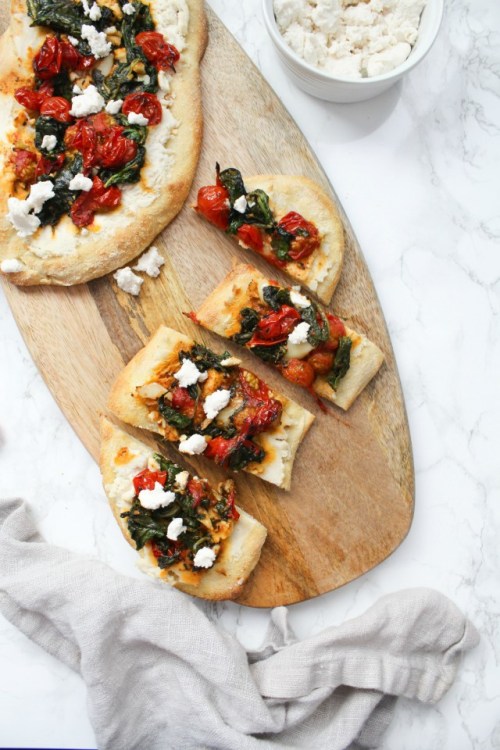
[100,417,267,600]
[107,324,314,489]
[0,0,207,286]
[195,263,384,411]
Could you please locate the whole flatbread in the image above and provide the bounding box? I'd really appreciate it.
[0,0,206,285]
[100,417,267,600]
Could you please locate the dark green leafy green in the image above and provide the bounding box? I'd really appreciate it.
[227,441,265,471]
[270,225,293,262]
[300,304,330,346]
[36,154,82,226]
[262,285,291,311]
[35,116,67,156]
[93,59,143,101]
[152,452,182,488]
[233,307,259,345]
[180,344,232,373]
[216,164,246,204]
[158,396,193,431]
[50,69,73,100]
[121,0,154,62]
[27,0,114,37]
[326,336,352,390]
[103,146,146,187]
[240,189,274,227]
[249,342,287,364]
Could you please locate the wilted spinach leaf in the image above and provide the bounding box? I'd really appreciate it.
[158,396,193,431]
[35,116,67,156]
[262,285,291,311]
[27,0,115,37]
[233,307,259,345]
[249,342,287,364]
[103,146,145,187]
[216,164,246,204]
[300,304,330,346]
[121,0,154,62]
[242,189,274,227]
[37,154,82,226]
[326,336,352,390]
[180,344,232,373]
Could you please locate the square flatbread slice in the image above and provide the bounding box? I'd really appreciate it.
[108,325,314,490]
[195,263,385,411]
[100,417,267,600]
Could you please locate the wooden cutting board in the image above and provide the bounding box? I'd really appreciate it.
[0,5,414,607]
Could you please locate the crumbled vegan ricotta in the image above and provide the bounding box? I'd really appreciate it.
[80,24,112,59]
[174,470,189,490]
[174,359,208,388]
[105,98,123,114]
[193,546,216,568]
[273,0,426,80]
[178,434,207,455]
[68,35,79,46]
[220,356,241,367]
[70,84,105,117]
[69,173,93,192]
[203,388,232,420]
[288,321,311,344]
[167,517,187,541]
[233,195,247,213]
[1,258,24,273]
[133,246,165,277]
[6,180,55,237]
[113,267,144,295]
[41,134,57,151]
[122,2,136,15]
[289,289,311,309]
[138,482,176,510]
[127,111,149,126]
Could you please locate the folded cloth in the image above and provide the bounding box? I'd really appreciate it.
[0,499,478,750]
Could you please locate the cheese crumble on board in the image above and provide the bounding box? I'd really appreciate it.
[273,0,427,79]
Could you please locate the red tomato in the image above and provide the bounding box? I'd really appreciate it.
[307,350,334,375]
[14,81,54,112]
[97,127,137,168]
[36,153,65,179]
[277,210,320,262]
[237,223,264,252]
[64,119,98,170]
[133,468,167,494]
[326,313,346,346]
[122,92,162,125]
[10,149,37,183]
[205,429,262,468]
[171,386,196,417]
[195,185,230,230]
[135,31,180,71]
[247,400,282,435]
[88,112,115,132]
[60,40,95,71]
[237,372,273,407]
[280,358,315,388]
[33,36,62,80]
[248,305,300,345]
[40,96,73,123]
[187,477,205,507]
[70,176,121,227]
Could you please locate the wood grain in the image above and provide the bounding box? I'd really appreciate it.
[0,5,414,606]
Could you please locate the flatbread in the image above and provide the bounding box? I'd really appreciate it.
[108,325,315,490]
[100,417,267,600]
[0,0,206,285]
[195,263,385,411]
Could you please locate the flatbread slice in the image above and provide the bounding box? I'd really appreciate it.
[194,263,385,411]
[194,167,344,304]
[108,325,315,490]
[100,417,267,600]
[0,0,206,285]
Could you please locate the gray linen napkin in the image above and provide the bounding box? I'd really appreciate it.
[0,498,478,750]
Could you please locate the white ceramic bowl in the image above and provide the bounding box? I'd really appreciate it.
[262,0,444,103]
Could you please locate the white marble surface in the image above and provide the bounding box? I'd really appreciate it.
[1,0,499,747]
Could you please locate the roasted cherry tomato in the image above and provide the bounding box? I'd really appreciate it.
[187,477,205,507]
[195,184,230,230]
[277,211,320,262]
[14,81,54,112]
[122,92,162,125]
[64,119,98,169]
[307,350,334,375]
[135,31,180,71]
[247,400,282,435]
[33,36,62,79]
[236,223,264,252]
[36,153,65,179]
[97,127,137,168]
[10,149,37,183]
[326,313,346,347]
[89,112,115,132]
[171,386,196,417]
[40,96,73,123]
[248,305,300,345]
[133,468,167,494]
[205,428,262,468]
[70,176,121,227]
[60,40,95,71]
[280,358,315,388]
[237,371,273,406]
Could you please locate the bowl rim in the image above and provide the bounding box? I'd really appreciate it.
[262,0,444,86]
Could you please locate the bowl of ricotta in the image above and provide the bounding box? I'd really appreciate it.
[263,0,444,103]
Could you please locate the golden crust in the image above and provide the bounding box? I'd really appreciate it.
[99,417,267,600]
[195,263,384,411]
[235,174,344,304]
[107,324,314,489]
[0,0,207,286]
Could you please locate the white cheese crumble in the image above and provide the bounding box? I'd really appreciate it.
[233,195,247,213]
[178,434,207,455]
[81,24,112,59]
[288,321,311,345]
[166,517,187,541]
[138,482,176,510]
[203,389,232,420]
[137,73,151,85]
[72,83,83,94]
[193,546,216,569]
[122,2,136,14]
[174,359,208,388]
[70,84,105,117]
[133,246,165,277]
[105,98,123,114]
[220,356,241,367]
[113,267,144,296]
[174,470,189,490]
[41,134,57,151]
[157,70,171,92]
[274,0,426,80]
[127,111,149,126]
[28,181,56,213]
[68,35,79,46]
[69,173,93,192]
[1,258,24,273]
[88,2,102,21]
[289,289,311,309]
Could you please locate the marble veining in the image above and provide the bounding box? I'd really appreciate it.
[1,0,499,747]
